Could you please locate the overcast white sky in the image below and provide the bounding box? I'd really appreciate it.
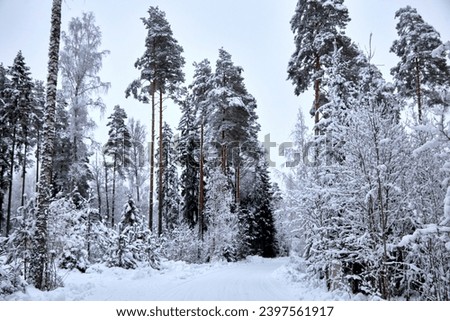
[0,0,449,171]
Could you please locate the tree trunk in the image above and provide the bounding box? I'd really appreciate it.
[103,154,110,225]
[31,0,62,291]
[378,175,390,300]
[149,82,156,231]
[95,153,102,218]
[0,143,8,234]
[6,126,17,237]
[158,90,163,236]
[198,119,205,241]
[21,142,28,207]
[314,54,321,136]
[96,174,102,217]
[133,146,140,203]
[415,58,423,123]
[35,127,40,192]
[111,156,117,227]
[0,165,5,234]
[236,163,240,205]
[374,127,390,300]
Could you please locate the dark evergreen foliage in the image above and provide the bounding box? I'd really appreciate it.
[103,105,133,227]
[390,6,450,121]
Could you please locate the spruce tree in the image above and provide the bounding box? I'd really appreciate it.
[178,59,213,229]
[103,105,132,227]
[240,159,278,258]
[156,123,180,232]
[2,51,35,237]
[177,98,199,228]
[0,63,10,235]
[51,94,74,196]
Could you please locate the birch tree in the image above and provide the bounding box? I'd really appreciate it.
[30,0,62,291]
[60,11,110,197]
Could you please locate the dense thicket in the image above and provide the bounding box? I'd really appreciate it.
[284,0,450,300]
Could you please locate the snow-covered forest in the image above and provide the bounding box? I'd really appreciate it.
[1,0,449,301]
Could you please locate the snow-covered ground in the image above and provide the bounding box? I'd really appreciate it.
[4,256,359,301]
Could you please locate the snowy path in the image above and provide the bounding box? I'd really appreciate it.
[157,257,296,300]
[8,257,305,301]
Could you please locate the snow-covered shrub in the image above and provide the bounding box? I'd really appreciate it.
[1,237,27,296]
[399,224,450,300]
[55,203,88,271]
[0,201,35,296]
[107,198,160,269]
[0,264,27,297]
[47,193,111,272]
[4,199,35,280]
[161,223,202,263]
[48,195,90,272]
[86,208,115,264]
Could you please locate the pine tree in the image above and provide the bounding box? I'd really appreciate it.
[126,6,185,236]
[59,11,110,198]
[50,93,75,196]
[103,105,133,227]
[31,0,62,291]
[288,0,351,134]
[207,48,258,175]
[390,6,450,122]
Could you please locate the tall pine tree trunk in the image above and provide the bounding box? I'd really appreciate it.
[314,54,321,136]
[158,90,163,236]
[198,119,205,241]
[21,142,28,207]
[0,165,5,234]
[415,58,423,122]
[134,164,140,204]
[235,160,240,205]
[131,141,141,204]
[149,82,156,231]
[31,0,62,290]
[35,128,40,192]
[6,126,17,237]
[94,153,102,218]
[111,156,117,227]
[0,141,8,234]
[96,173,102,217]
[103,154,110,225]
